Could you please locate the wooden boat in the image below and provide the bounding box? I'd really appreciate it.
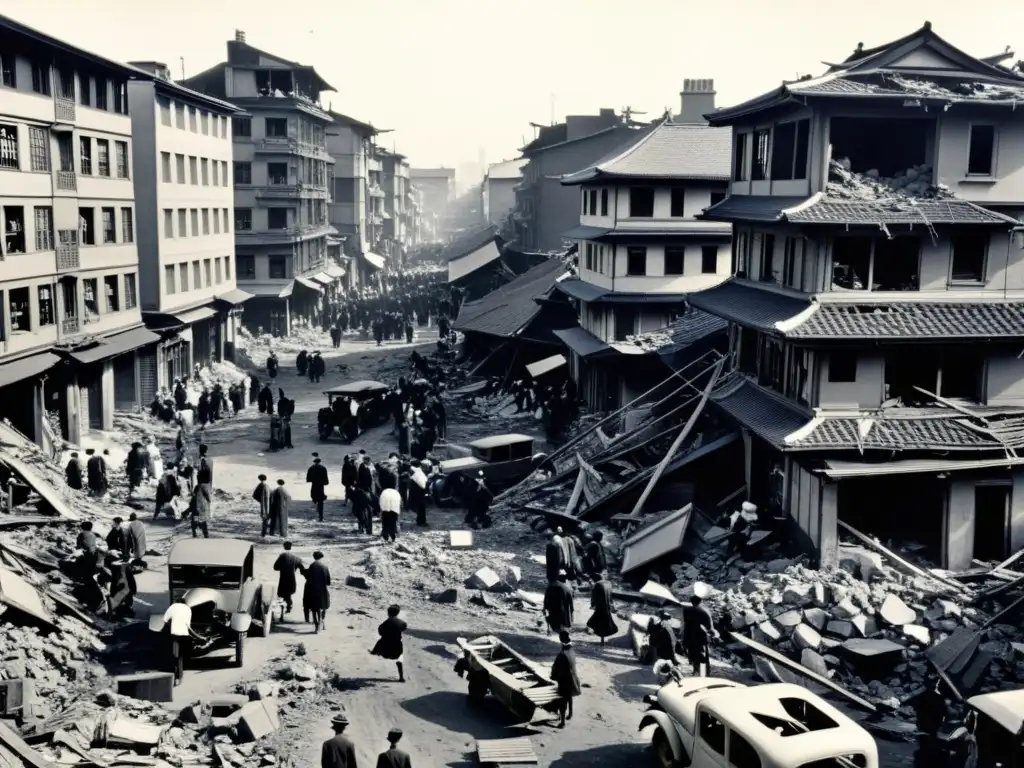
[456,635,562,723]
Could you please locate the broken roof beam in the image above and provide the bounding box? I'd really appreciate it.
[911,386,990,424]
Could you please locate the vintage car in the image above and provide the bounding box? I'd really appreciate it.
[639,678,878,768]
[148,539,272,680]
[436,434,545,489]
[318,380,390,439]
[965,688,1024,767]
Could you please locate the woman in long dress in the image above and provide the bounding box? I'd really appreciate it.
[550,631,581,728]
[370,604,408,682]
[586,574,618,645]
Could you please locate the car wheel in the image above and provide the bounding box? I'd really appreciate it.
[652,728,680,768]
[235,633,245,667]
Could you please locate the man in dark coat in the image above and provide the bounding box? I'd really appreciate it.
[341,456,357,506]
[543,571,574,634]
[126,512,147,562]
[545,532,566,583]
[198,444,214,489]
[306,453,329,522]
[370,604,408,682]
[258,384,274,414]
[587,574,618,645]
[266,352,278,380]
[550,631,581,728]
[648,610,679,665]
[312,352,326,382]
[65,452,83,490]
[269,479,291,538]
[273,541,304,615]
[303,550,331,632]
[296,350,309,376]
[357,453,375,494]
[249,374,260,405]
[681,591,717,677]
[376,728,412,768]
[126,442,147,499]
[466,473,493,529]
[584,530,608,581]
[253,474,271,536]
[321,712,357,768]
[191,483,212,538]
[105,517,126,560]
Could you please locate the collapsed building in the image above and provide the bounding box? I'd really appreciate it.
[689,22,1024,571]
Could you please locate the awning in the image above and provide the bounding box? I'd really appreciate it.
[246,282,294,299]
[448,241,501,283]
[172,306,218,325]
[311,272,333,285]
[0,351,60,389]
[555,278,609,303]
[526,354,566,378]
[553,327,614,358]
[361,251,386,270]
[562,224,611,240]
[817,456,1024,479]
[294,276,323,292]
[215,288,254,305]
[69,327,161,364]
[325,263,346,278]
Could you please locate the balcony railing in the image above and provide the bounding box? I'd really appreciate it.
[61,316,80,335]
[56,170,76,191]
[255,137,297,154]
[56,235,79,271]
[55,97,76,122]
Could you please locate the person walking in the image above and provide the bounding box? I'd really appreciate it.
[681,586,718,677]
[379,486,402,543]
[155,467,181,520]
[408,462,428,526]
[126,442,147,499]
[303,551,331,632]
[307,453,330,522]
[273,541,304,617]
[543,570,574,634]
[253,474,271,537]
[648,610,680,666]
[85,448,108,496]
[65,451,83,490]
[321,712,357,768]
[545,532,566,583]
[126,512,148,562]
[269,479,291,538]
[341,455,357,507]
[584,530,608,581]
[190,483,211,538]
[586,573,618,646]
[376,728,412,768]
[198,444,214,493]
[550,631,581,728]
[370,604,408,682]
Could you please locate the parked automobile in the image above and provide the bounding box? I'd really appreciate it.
[148,539,272,680]
[318,380,390,439]
[639,677,878,768]
[965,688,1024,767]
[436,434,545,489]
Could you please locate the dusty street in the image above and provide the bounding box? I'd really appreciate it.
[119,331,652,768]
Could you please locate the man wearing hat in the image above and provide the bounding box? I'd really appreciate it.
[65,451,83,490]
[648,609,679,666]
[253,474,271,537]
[408,461,429,527]
[376,727,412,768]
[321,712,357,768]
[273,541,303,617]
[105,517,126,559]
[727,501,758,558]
[682,586,718,677]
[306,453,330,522]
[543,569,574,634]
[465,471,493,530]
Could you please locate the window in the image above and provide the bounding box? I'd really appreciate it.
[103,275,119,312]
[760,233,776,282]
[3,206,26,254]
[1,54,15,88]
[628,187,655,217]
[0,124,19,170]
[115,141,128,178]
[237,254,256,280]
[204,258,213,285]
[34,207,53,251]
[215,257,223,284]
[56,69,74,100]
[179,263,189,292]
[770,119,810,181]
[710,191,726,207]
[235,208,252,231]
[268,208,288,229]
[211,115,218,138]
[223,208,230,233]
[734,133,749,181]
[234,162,251,184]
[124,274,137,309]
[224,256,230,279]
[211,162,219,186]
[158,97,171,126]
[221,116,229,137]
[951,232,988,282]
[178,209,187,237]
[221,161,228,186]
[783,238,798,287]
[828,352,858,383]
[31,62,50,95]
[9,288,30,332]
[266,118,287,137]
[752,128,770,181]
[101,207,116,243]
[670,188,686,217]
[163,209,173,238]
[121,208,134,243]
[600,189,609,216]
[967,124,996,177]
[268,256,287,279]
[83,278,99,319]
[187,106,197,132]
[78,207,95,245]
[701,245,718,274]
[192,261,201,289]
[268,162,287,185]
[626,246,647,276]
[233,117,251,137]
[79,76,91,106]
[202,209,210,234]
[213,212,220,234]
[29,127,50,171]
[95,77,107,109]
[188,156,197,184]
[164,265,176,294]
[56,133,73,174]
[588,189,597,216]
[581,191,586,215]
[190,209,199,236]
[698,711,726,755]
[614,308,636,341]
[96,139,109,176]
[38,286,54,326]
[160,152,171,182]
[175,153,185,183]
[113,81,127,115]
[728,731,761,768]
[200,111,209,134]
[665,247,686,276]
[201,158,209,185]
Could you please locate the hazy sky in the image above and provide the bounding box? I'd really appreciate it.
[5,0,1023,180]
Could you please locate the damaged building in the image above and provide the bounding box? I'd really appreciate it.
[691,22,1024,571]
[554,114,733,409]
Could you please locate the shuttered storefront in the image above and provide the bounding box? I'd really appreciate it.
[192,321,211,367]
[113,353,137,412]
[80,365,103,431]
[138,347,157,407]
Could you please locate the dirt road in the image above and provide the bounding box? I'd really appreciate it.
[123,332,651,767]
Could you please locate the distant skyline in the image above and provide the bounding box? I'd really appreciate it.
[4,0,1023,177]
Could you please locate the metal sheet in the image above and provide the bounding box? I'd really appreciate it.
[0,451,79,520]
[69,327,162,364]
[525,354,566,379]
[820,456,1024,478]
[0,352,59,389]
[447,241,500,283]
[293,276,323,292]
[620,504,693,574]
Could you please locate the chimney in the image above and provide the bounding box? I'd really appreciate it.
[598,108,615,118]
[679,78,716,125]
[129,62,171,81]
[235,30,246,43]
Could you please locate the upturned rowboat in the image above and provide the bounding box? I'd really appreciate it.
[456,635,562,723]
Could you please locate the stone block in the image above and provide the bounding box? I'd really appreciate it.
[800,649,829,677]
[793,624,822,652]
[465,567,501,591]
[236,699,281,743]
[804,608,828,631]
[879,595,916,626]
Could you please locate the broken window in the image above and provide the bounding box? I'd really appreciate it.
[614,308,636,341]
[884,347,938,405]
[734,133,749,181]
[758,336,785,392]
[829,117,933,178]
[771,119,810,181]
[938,346,983,400]
[967,124,996,177]
[830,238,870,291]
[873,236,920,291]
[827,352,857,383]
[760,234,776,282]
[752,129,770,181]
[628,187,654,217]
[951,232,987,283]
[626,246,647,276]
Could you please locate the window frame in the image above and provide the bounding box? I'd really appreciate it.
[665,246,686,276]
[701,245,718,275]
[628,187,655,218]
[950,232,988,284]
[626,245,647,276]
[966,123,997,178]
[669,187,686,218]
[827,352,858,383]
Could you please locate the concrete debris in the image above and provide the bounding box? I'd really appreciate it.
[430,588,462,604]
[902,624,931,646]
[828,158,952,202]
[793,624,822,652]
[879,595,917,627]
[344,574,373,590]
[465,566,501,591]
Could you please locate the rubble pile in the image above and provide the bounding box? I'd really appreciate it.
[678,542,1024,714]
[888,74,1024,103]
[237,323,332,361]
[621,329,674,353]
[827,158,952,202]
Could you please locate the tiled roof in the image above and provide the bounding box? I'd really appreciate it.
[453,257,568,338]
[561,123,732,184]
[554,327,613,358]
[787,198,1017,226]
[787,302,1024,340]
[555,278,609,303]
[712,379,810,447]
[686,280,810,332]
[700,195,808,223]
[667,311,729,348]
[790,73,1024,104]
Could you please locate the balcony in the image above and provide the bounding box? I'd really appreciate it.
[235,223,334,244]
[55,97,76,122]
[56,233,79,271]
[56,170,76,191]
[61,316,80,335]
[254,184,330,201]
[254,137,298,154]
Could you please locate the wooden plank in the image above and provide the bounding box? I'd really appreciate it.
[0,719,53,768]
[0,516,65,530]
[44,587,97,628]
[993,548,1024,573]
[477,737,537,765]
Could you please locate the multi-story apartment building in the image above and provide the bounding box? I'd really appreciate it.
[690,23,1024,571]
[181,31,337,336]
[366,145,386,268]
[325,110,378,288]
[409,167,454,225]
[0,15,159,448]
[555,120,732,409]
[127,62,247,392]
[380,148,409,265]
[483,158,526,228]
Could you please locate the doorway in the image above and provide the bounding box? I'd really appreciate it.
[974,484,1011,561]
